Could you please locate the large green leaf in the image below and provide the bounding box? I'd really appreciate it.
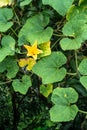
[60,5,87,50]
[18,13,53,45]
[50,87,78,122]
[66,5,87,21]
[42,0,74,16]
[12,75,32,95]
[60,20,87,50]
[0,57,19,79]
[0,35,15,62]
[78,59,87,75]
[0,8,13,32]
[32,52,67,84]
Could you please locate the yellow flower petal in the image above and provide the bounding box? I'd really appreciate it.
[24,40,43,60]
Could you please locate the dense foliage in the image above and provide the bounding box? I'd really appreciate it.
[0,0,87,130]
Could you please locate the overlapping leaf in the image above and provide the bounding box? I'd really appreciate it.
[42,0,74,16]
[18,13,53,45]
[32,52,67,84]
[50,87,78,122]
[0,8,13,32]
[60,6,87,50]
[12,75,32,94]
[0,35,15,62]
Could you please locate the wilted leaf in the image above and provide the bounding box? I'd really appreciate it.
[39,41,51,58]
[40,84,53,97]
[18,58,36,71]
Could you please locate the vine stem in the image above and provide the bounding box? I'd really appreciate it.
[66,72,77,76]
[11,28,18,38]
[79,109,87,114]
[53,33,64,37]
[51,38,61,49]
[75,50,78,72]
[0,80,12,85]
[12,6,20,25]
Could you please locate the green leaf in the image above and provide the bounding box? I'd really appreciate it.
[60,5,87,50]
[32,52,67,84]
[78,59,87,75]
[0,57,19,79]
[80,76,87,89]
[20,0,32,6]
[66,5,87,21]
[50,87,78,122]
[18,13,53,45]
[0,8,13,32]
[40,84,53,98]
[0,35,15,62]
[60,38,82,50]
[60,16,87,50]
[42,0,74,16]
[12,75,32,94]
[78,59,87,89]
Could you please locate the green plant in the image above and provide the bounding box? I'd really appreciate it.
[0,0,87,129]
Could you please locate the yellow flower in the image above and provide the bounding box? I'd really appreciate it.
[0,0,12,7]
[24,41,43,60]
[18,58,36,71]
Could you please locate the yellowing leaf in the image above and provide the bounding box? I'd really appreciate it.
[26,58,36,70]
[40,84,53,98]
[24,40,43,60]
[39,41,51,58]
[0,0,12,7]
[18,58,36,71]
